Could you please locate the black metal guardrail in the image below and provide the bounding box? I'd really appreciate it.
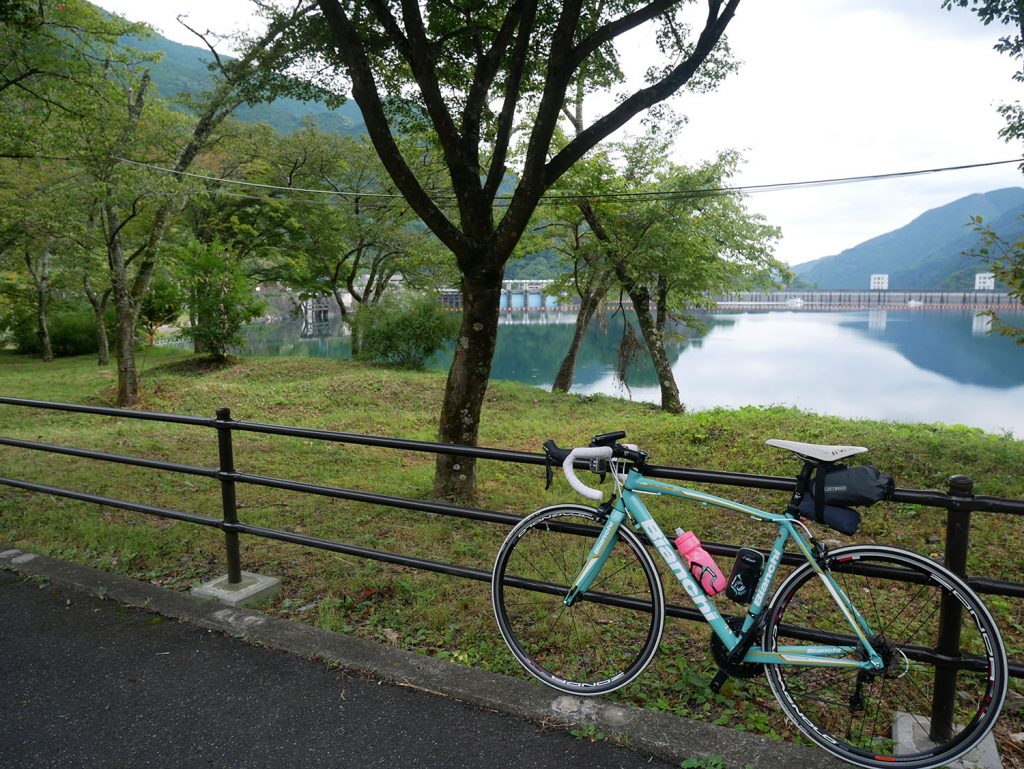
[1,396,1022,730]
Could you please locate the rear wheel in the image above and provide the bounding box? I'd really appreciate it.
[763,545,1006,769]
[491,504,664,695]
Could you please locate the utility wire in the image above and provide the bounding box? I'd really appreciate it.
[114,157,401,199]
[114,155,1024,203]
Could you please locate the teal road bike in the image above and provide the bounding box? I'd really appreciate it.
[491,432,1007,769]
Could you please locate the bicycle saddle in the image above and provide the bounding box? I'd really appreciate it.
[765,439,868,464]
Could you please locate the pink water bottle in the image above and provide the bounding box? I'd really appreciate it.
[674,529,725,596]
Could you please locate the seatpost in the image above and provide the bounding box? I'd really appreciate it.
[787,461,816,514]
[787,460,830,563]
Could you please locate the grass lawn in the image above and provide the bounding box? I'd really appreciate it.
[1,348,1022,758]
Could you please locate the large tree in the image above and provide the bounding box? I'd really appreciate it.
[292,0,742,498]
[0,0,147,160]
[3,0,340,405]
[545,137,783,410]
[0,1,147,364]
[89,4,335,405]
[266,126,454,349]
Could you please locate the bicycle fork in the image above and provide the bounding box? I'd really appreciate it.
[563,504,626,607]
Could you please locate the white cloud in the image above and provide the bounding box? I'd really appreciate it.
[663,1,1023,264]
[98,0,260,50]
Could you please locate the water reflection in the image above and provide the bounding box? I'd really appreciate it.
[244,317,352,360]
[240,308,1024,436]
[837,310,1023,388]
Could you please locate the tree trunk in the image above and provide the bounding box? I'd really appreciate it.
[104,205,141,405]
[552,284,606,392]
[609,254,682,413]
[331,288,357,355]
[35,252,52,362]
[83,275,110,366]
[96,315,110,365]
[188,284,210,355]
[433,270,502,501]
[114,301,139,404]
[25,247,52,362]
[655,275,669,334]
[625,284,683,413]
[111,268,140,404]
[36,292,52,362]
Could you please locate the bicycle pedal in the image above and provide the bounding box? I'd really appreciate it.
[710,669,729,693]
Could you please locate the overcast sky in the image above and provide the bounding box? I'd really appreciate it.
[95,0,1023,266]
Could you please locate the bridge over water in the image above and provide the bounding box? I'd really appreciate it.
[712,290,1021,310]
[436,285,1022,312]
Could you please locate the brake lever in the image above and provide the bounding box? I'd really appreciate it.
[544,453,554,490]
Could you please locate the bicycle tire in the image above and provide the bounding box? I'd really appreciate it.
[763,544,1007,769]
[491,504,665,695]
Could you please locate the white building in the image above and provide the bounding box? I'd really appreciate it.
[975,272,996,291]
[870,274,889,290]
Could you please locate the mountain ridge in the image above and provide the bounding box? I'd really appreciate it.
[125,27,366,136]
[792,188,1024,289]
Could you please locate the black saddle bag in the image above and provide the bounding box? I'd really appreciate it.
[814,464,894,508]
[798,464,894,535]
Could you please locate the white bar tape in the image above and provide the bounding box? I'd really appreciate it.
[563,446,613,501]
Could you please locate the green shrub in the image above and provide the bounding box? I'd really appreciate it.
[175,239,266,360]
[351,292,458,369]
[48,309,98,357]
[4,305,98,357]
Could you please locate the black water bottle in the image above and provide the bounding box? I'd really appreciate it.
[726,548,764,604]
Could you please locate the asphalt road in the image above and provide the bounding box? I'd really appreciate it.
[0,569,677,769]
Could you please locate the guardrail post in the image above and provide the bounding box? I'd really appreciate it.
[215,406,242,584]
[929,474,974,742]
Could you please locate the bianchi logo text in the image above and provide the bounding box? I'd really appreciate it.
[639,519,720,621]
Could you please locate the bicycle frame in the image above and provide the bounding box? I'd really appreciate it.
[568,467,886,672]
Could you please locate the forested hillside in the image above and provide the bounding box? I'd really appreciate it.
[793,188,1024,289]
[127,28,365,135]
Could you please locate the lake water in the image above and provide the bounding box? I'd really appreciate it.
[240,308,1024,436]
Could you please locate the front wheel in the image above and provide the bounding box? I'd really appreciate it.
[763,545,1007,769]
[491,504,665,695]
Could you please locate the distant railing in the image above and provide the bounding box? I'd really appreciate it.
[712,290,1023,310]
[434,289,1022,312]
[1,396,1022,709]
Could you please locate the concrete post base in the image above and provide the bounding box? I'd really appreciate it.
[892,712,1001,769]
[192,572,281,608]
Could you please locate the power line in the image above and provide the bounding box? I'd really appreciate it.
[545,157,1024,201]
[114,155,1024,203]
[114,157,402,199]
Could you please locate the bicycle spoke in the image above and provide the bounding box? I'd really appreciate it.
[893,602,942,648]
[886,584,930,633]
[590,557,640,593]
[510,549,568,594]
[536,525,575,585]
[861,571,884,636]
[867,676,886,750]
[516,594,569,637]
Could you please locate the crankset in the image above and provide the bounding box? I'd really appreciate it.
[710,616,764,686]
